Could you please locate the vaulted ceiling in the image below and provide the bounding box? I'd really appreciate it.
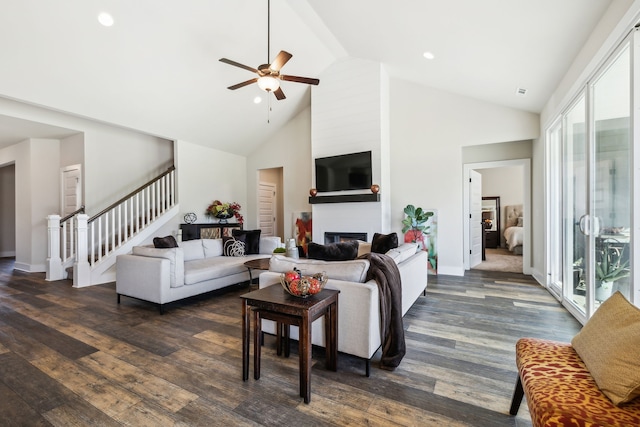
[0,0,615,155]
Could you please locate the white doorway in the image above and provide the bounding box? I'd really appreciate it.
[463,159,531,274]
[257,167,283,240]
[258,182,277,236]
[0,163,16,257]
[61,165,82,215]
[469,170,483,268]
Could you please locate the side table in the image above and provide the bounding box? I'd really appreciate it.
[243,257,271,285]
[240,285,339,404]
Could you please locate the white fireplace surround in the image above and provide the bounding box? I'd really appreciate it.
[310,58,391,245]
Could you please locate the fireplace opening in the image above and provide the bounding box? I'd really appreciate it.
[324,232,367,244]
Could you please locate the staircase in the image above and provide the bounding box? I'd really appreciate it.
[46,167,178,287]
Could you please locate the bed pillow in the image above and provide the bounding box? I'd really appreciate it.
[371,232,398,254]
[232,229,261,254]
[307,241,358,261]
[517,217,524,227]
[571,291,640,405]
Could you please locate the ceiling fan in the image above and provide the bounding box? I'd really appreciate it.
[219,0,319,100]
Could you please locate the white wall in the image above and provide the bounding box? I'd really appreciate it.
[0,138,60,271]
[480,166,524,247]
[390,79,539,275]
[481,166,524,216]
[246,107,312,242]
[83,128,173,215]
[171,139,247,236]
[29,139,60,270]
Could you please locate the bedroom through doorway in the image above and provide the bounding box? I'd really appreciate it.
[463,157,530,275]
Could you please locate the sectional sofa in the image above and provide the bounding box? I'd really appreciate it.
[259,243,429,375]
[116,236,283,313]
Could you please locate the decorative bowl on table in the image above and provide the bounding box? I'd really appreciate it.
[280,270,327,298]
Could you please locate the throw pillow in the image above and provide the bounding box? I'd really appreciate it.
[517,217,524,227]
[179,239,205,261]
[571,291,640,405]
[357,240,372,257]
[232,229,261,255]
[307,240,359,261]
[153,235,178,248]
[222,236,246,257]
[371,232,398,254]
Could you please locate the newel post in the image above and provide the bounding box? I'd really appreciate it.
[73,214,91,287]
[46,215,64,281]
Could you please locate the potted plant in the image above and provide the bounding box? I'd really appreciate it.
[402,205,434,249]
[595,242,629,301]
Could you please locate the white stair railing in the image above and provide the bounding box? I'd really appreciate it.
[46,166,176,284]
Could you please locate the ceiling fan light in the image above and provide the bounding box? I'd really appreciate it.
[257,76,280,92]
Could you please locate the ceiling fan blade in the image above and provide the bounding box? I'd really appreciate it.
[281,75,320,85]
[273,87,286,100]
[270,51,293,72]
[227,78,258,90]
[219,58,258,74]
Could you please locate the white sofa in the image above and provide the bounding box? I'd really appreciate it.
[258,243,429,375]
[116,236,283,313]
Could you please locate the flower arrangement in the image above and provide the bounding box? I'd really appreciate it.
[205,200,243,225]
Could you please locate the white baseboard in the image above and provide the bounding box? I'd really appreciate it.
[437,265,465,276]
[531,268,546,286]
[0,251,16,257]
[13,262,45,272]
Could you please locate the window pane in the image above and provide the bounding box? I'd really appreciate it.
[592,45,631,305]
[563,95,587,314]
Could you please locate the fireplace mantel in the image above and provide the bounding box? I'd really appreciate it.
[309,194,380,204]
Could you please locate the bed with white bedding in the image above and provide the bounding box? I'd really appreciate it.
[503,204,523,255]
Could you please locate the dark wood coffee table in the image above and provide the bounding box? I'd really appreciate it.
[243,257,271,285]
[240,285,339,404]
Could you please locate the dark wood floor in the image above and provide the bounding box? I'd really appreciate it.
[0,258,581,426]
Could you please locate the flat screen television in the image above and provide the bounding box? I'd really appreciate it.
[315,151,372,192]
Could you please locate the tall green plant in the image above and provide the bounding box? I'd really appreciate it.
[595,243,629,283]
[402,205,434,242]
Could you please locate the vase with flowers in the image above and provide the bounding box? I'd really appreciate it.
[205,200,244,225]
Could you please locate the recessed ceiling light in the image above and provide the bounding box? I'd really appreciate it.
[423,51,435,60]
[254,96,262,104]
[98,12,114,27]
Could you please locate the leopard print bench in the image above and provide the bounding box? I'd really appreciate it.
[509,337,640,427]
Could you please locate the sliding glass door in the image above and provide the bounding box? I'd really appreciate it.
[549,39,632,321]
[591,44,631,305]
[563,95,588,315]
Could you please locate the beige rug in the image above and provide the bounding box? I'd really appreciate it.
[472,248,523,273]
